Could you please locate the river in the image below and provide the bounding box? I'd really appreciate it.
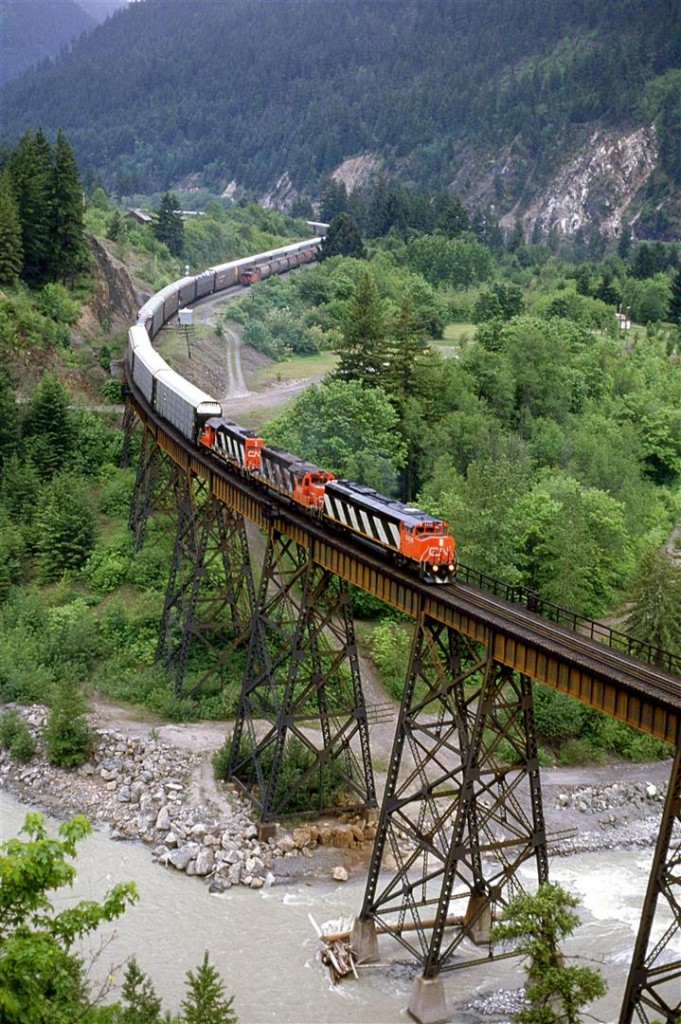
[1,789,677,1023]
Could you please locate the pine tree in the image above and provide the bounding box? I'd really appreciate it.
[333,270,387,387]
[180,952,237,1024]
[0,170,23,284]
[318,178,348,223]
[491,882,606,1024]
[0,375,21,468]
[120,958,164,1023]
[319,213,365,261]
[383,296,429,410]
[22,373,73,480]
[36,473,96,580]
[669,266,681,327]
[154,191,184,257]
[625,548,681,660]
[43,679,94,768]
[51,131,89,285]
[8,130,53,286]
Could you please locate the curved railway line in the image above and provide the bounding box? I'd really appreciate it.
[123,235,680,1024]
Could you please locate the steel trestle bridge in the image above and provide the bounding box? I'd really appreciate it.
[124,273,680,1024]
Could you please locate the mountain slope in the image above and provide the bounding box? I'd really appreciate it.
[0,0,96,87]
[0,0,679,237]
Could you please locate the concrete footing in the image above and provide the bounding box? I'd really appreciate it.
[407,976,450,1024]
[464,893,492,945]
[257,822,277,842]
[350,917,379,963]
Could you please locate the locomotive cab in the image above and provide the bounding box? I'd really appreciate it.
[399,519,456,582]
[292,469,335,509]
[240,266,261,286]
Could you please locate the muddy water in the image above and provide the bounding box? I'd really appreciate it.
[1,789,677,1023]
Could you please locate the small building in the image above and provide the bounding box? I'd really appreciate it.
[615,312,631,331]
[126,208,153,225]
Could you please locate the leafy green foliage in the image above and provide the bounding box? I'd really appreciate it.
[366,620,412,699]
[215,732,348,814]
[0,710,37,763]
[266,380,406,492]
[0,813,138,1023]
[492,882,606,1024]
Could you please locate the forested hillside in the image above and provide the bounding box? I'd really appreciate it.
[0,0,679,238]
[0,0,96,87]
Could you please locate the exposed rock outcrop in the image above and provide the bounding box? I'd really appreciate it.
[77,235,144,336]
[515,124,658,240]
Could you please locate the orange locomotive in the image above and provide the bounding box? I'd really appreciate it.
[199,418,456,582]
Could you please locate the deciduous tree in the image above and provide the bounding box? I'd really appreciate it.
[0,813,137,1023]
[266,379,406,492]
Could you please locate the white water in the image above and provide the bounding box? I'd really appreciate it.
[1,789,678,1023]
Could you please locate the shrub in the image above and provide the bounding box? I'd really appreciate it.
[43,681,94,768]
[367,619,412,698]
[0,710,37,763]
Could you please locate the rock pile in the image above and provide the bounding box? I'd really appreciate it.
[0,705,376,890]
[549,779,667,855]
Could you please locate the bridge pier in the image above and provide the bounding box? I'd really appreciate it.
[620,742,681,1024]
[228,528,377,820]
[408,976,449,1024]
[356,605,548,999]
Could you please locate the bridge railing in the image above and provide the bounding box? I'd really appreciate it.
[457,563,681,677]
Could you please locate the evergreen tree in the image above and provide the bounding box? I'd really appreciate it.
[119,958,163,1023]
[0,375,21,468]
[51,131,89,285]
[43,679,94,768]
[36,473,96,579]
[0,170,23,284]
[617,225,632,262]
[318,178,348,223]
[433,191,469,237]
[8,130,53,286]
[180,952,237,1024]
[669,266,681,327]
[22,373,73,480]
[319,213,365,260]
[333,270,387,387]
[491,882,606,1024]
[383,296,429,410]
[625,548,681,659]
[154,191,184,257]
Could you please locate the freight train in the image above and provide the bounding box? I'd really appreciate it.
[126,238,456,582]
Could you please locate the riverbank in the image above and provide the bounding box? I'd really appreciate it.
[1,702,671,892]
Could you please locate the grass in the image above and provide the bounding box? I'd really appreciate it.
[250,350,338,388]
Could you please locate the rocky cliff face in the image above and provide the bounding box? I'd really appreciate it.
[77,235,144,336]
[504,124,659,241]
